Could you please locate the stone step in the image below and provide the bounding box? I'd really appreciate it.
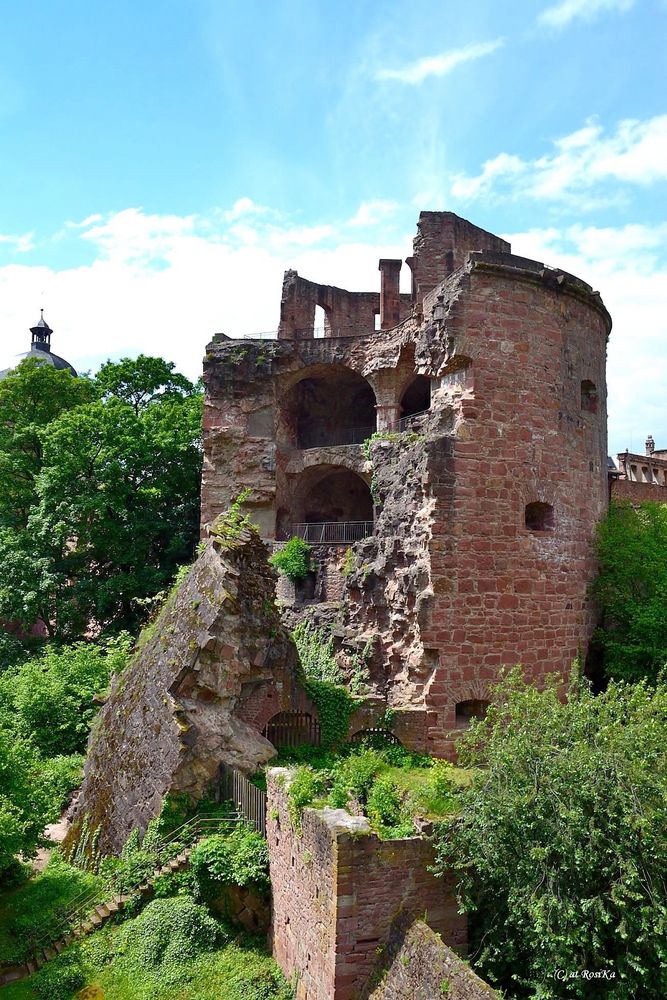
[43,948,57,961]
[53,940,65,954]
[95,904,111,919]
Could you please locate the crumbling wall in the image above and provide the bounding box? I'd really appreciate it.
[66,528,302,856]
[267,770,466,1000]
[365,916,497,1000]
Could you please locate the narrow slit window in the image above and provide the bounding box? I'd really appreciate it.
[581,380,598,413]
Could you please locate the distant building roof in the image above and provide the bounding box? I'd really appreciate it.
[0,312,77,379]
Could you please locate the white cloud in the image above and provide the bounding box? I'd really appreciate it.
[0,232,34,254]
[452,114,667,205]
[506,223,667,455]
[539,0,635,28]
[375,38,504,85]
[346,200,399,227]
[0,203,411,382]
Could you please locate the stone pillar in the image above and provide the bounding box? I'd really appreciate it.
[376,404,400,432]
[378,259,402,330]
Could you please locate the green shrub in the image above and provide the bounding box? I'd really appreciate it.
[0,634,132,757]
[287,766,325,829]
[189,826,270,897]
[366,776,402,828]
[114,896,223,971]
[434,668,667,998]
[329,749,384,807]
[269,537,312,582]
[33,946,87,1000]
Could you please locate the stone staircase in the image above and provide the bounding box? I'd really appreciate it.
[0,813,240,988]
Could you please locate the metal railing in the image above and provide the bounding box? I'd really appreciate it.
[292,521,374,544]
[218,764,267,837]
[299,424,375,449]
[26,812,240,959]
[396,408,430,432]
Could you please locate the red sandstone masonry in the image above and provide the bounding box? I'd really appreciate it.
[267,770,466,1000]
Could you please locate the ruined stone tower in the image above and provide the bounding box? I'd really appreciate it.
[202,211,611,756]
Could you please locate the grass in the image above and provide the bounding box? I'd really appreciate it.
[0,916,292,1000]
[0,855,107,966]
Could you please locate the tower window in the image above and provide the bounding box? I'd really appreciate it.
[525,502,554,532]
[581,380,598,413]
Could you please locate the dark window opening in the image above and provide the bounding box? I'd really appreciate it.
[581,380,598,413]
[399,375,431,420]
[455,699,490,729]
[525,501,554,532]
[295,571,317,603]
[283,370,377,449]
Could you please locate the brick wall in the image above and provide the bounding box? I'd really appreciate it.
[612,479,667,503]
[267,770,466,1000]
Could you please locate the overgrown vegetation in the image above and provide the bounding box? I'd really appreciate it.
[433,667,667,999]
[269,537,312,582]
[593,500,667,683]
[283,741,462,838]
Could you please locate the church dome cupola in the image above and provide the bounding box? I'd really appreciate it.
[30,310,53,353]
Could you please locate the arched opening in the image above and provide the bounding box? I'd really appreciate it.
[455,699,489,729]
[290,466,374,543]
[263,711,321,748]
[282,368,377,449]
[314,305,327,339]
[525,501,554,532]
[581,379,598,414]
[399,375,431,426]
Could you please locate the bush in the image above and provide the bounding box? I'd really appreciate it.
[433,668,667,998]
[270,536,312,582]
[0,634,132,756]
[189,826,270,897]
[33,946,88,1000]
[287,766,326,829]
[366,776,402,828]
[328,749,384,807]
[114,897,223,972]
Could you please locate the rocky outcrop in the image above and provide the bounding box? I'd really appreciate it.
[65,524,301,856]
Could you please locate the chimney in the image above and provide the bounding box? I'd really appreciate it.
[378,259,402,330]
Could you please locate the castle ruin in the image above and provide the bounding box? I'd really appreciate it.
[202,211,611,756]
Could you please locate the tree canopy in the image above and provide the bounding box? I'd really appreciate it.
[0,355,202,639]
[434,668,667,999]
[593,500,667,683]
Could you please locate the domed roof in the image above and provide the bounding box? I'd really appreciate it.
[0,312,77,379]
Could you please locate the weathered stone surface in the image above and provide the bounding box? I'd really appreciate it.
[366,915,498,1000]
[267,769,466,1000]
[66,527,302,856]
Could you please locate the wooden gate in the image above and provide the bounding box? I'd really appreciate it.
[263,711,321,748]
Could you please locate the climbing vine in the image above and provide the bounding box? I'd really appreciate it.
[304,679,357,749]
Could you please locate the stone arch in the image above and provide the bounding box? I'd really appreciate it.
[283,464,374,542]
[399,374,432,420]
[277,364,377,449]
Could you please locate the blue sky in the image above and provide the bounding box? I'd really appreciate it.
[1,0,666,455]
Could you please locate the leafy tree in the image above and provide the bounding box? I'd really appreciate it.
[0,359,94,529]
[593,501,667,682]
[0,359,202,639]
[94,354,195,414]
[433,669,667,999]
[0,636,131,756]
[0,728,62,873]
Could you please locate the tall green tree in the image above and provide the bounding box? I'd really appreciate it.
[433,669,667,999]
[0,729,63,873]
[0,356,202,639]
[94,354,195,414]
[593,501,667,683]
[0,360,94,529]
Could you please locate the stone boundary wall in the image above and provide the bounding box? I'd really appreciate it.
[612,479,667,503]
[267,769,466,1000]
